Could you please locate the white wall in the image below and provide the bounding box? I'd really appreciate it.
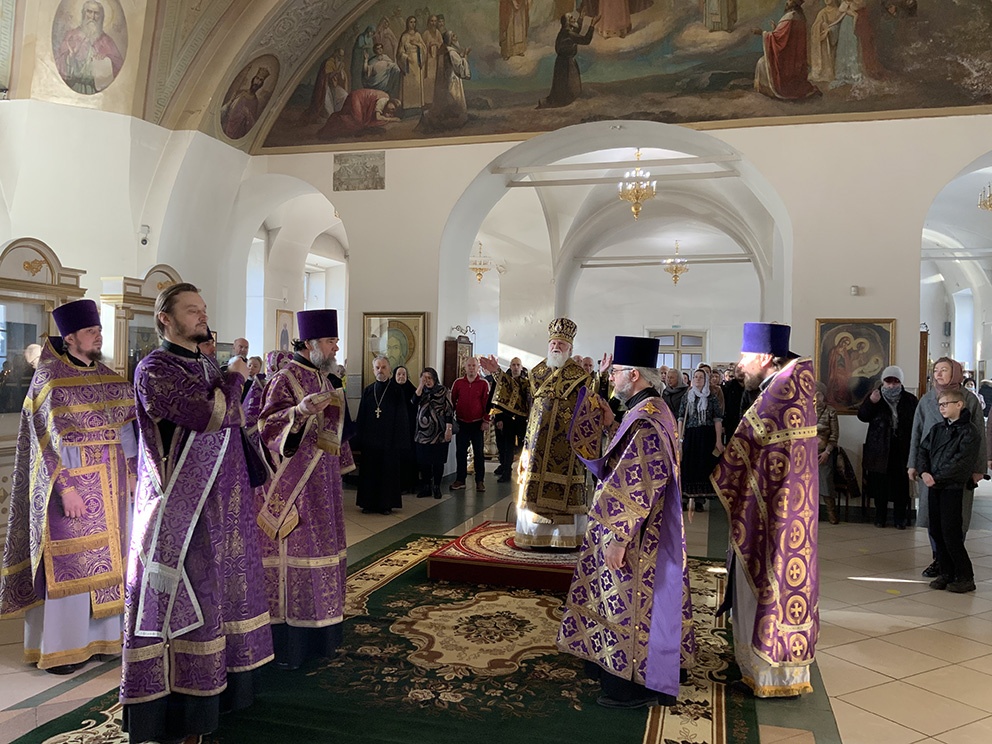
[571,262,761,363]
[7,100,992,465]
[920,260,950,371]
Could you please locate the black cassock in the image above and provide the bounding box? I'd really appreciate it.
[356,380,412,513]
[539,20,595,109]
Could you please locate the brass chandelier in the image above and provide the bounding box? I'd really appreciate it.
[468,241,495,282]
[979,184,992,212]
[664,240,689,286]
[617,149,656,220]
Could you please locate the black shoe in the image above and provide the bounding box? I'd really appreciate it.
[494,466,505,476]
[45,663,81,675]
[895,524,906,530]
[922,560,941,578]
[380,509,393,515]
[947,578,977,593]
[361,508,376,514]
[416,487,431,498]
[596,694,659,709]
[929,575,951,590]
[694,501,705,513]
[433,487,442,499]
[497,475,510,483]
[874,522,886,528]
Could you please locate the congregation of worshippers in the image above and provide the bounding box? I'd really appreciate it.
[0,285,982,742]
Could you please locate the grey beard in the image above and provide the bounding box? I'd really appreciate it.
[614,382,633,403]
[82,19,103,42]
[309,349,336,374]
[547,350,569,369]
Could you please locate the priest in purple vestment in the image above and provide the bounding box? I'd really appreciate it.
[120,283,273,744]
[559,336,695,709]
[258,309,355,670]
[711,322,819,698]
[0,299,137,675]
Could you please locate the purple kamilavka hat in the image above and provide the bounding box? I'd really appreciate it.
[297,309,338,340]
[52,299,101,337]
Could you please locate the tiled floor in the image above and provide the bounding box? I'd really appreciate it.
[2,472,991,744]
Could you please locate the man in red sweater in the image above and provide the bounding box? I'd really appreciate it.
[450,356,491,491]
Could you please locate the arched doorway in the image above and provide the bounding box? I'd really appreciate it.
[920,153,992,387]
[438,121,792,364]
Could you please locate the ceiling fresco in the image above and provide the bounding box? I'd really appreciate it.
[251,0,992,151]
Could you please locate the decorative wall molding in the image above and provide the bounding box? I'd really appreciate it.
[0,0,16,91]
[253,0,351,68]
[149,0,236,123]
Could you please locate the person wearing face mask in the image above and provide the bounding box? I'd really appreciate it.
[963,377,985,413]
[907,357,986,578]
[858,366,918,529]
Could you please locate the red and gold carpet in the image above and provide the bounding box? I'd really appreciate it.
[427,520,577,591]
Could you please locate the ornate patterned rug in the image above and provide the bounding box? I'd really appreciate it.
[427,520,578,591]
[15,536,757,744]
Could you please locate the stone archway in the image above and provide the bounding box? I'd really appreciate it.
[437,120,793,363]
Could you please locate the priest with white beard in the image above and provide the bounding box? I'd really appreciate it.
[481,318,594,549]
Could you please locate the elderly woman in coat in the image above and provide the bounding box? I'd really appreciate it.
[858,365,918,529]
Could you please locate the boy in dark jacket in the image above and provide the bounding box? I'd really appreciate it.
[916,389,978,593]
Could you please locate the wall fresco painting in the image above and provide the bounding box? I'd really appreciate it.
[263,0,989,149]
[221,54,280,141]
[333,151,386,191]
[51,0,128,95]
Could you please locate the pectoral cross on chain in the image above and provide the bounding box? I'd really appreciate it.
[375,406,382,418]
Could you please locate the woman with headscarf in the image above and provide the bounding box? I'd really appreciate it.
[394,365,419,493]
[413,367,454,499]
[678,367,724,512]
[907,358,986,577]
[814,383,841,524]
[858,366,918,529]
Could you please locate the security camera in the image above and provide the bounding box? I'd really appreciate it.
[139,225,150,246]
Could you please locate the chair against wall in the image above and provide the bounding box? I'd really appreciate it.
[833,446,863,522]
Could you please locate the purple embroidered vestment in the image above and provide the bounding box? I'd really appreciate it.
[0,340,136,668]
[558,394,695,697]
[257,359,354,627]
[710,358,819,696]
[121,348,273,705]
